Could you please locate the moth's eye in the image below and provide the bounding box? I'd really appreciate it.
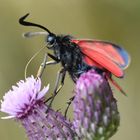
[47,35,56,45]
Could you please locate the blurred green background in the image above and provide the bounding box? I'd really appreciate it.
[0,0,139,139]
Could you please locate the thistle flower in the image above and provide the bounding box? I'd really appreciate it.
[73,70,120,140]
[0,76,75,140]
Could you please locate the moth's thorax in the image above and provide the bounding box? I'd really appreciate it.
[52,35,75,60]
[52,35,87,79]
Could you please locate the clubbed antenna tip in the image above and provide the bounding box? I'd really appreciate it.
[19,13,53,35]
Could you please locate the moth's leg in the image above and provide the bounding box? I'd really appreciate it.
[47,53,60,62]
[36,53,66,112]
[53,68,66,94]
[36,53,59,78]
[64,96,75,118]
[46,68,66,113]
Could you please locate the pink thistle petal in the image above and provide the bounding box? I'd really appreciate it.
[37,84,50,100]
[0,76,49,119]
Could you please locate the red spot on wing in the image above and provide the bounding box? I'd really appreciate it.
[84,56,103,69]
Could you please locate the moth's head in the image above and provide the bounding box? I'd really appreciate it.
[46,33,56,48]
[19,13,56,49]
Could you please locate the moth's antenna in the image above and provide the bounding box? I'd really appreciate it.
[24,46,45,79]
[23,31,48,38]
[19,13,53,35]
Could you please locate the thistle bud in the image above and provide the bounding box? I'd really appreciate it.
[73,70,120,139]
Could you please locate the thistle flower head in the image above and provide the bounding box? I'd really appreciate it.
[73,70,120,139]
[0,76,75,139]
[0,76,49,119]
